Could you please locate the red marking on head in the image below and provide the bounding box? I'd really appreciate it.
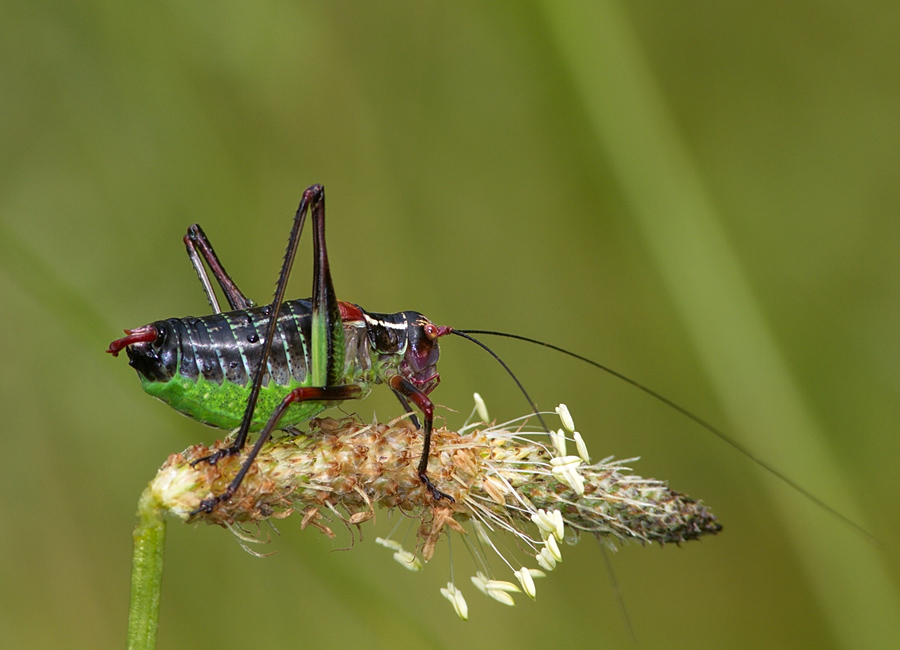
[107,325,158,356]
[339,301,365,322]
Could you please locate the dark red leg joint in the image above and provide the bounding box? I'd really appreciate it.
[389,374,454,503]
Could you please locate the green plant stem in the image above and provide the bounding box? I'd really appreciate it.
[127,488,167,650]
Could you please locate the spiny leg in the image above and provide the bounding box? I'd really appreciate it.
[197,185,324,465]
[193,384,363,514]
[284,190,344,437]
[389,375,454,502]
[308,189,343,388]
[183,223,253,314]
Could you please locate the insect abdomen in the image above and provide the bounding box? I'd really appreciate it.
[142,301,321,430]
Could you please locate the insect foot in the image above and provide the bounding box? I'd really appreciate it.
[189,445,241,469]
[419,472,456,503]
[142,400,720,618]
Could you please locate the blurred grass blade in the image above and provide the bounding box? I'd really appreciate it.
[0,222,113,346]
[538,1,900,648]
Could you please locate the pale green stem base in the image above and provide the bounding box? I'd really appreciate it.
[127,488,167,650]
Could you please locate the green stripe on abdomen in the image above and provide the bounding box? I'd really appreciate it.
[140,373,326,431]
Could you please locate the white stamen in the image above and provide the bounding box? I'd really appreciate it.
[555,404,575,432]
[567,467,586,495]
[473,572,518,605]
[545,534,563,562]
[537,547,557,571]
[515,567,537,599]
[530,509,557,537]
[484,579,521,593]
[473,393,490,423]
[375,537,402,551]
[472,519,493,546]
[550,457,586,495]
[550,429,567,457]
[440,582,468,620]
[572,431,591,463]
[551,509,565,541]
[486,588,516,606]
[573,431,590,462]
[553,465,585,496]
[549,455,583,467]
[392,550,423,571]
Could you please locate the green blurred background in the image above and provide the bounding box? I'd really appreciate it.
[2,2,898,648]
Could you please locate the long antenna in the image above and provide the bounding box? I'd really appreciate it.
[450,330,551,434]
[455,328,874,542]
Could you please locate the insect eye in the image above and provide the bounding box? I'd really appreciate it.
[421,321,451,341]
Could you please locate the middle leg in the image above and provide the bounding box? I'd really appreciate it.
[193,384,363,514]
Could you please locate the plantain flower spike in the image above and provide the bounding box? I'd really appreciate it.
[146,396,721,618]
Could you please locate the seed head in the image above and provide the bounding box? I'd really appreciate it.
[148,403,721,617]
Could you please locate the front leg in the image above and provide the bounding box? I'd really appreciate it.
[389,375,454,503]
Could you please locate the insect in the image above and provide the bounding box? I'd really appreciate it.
[108,184,864,533]
[108,185,456,512]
